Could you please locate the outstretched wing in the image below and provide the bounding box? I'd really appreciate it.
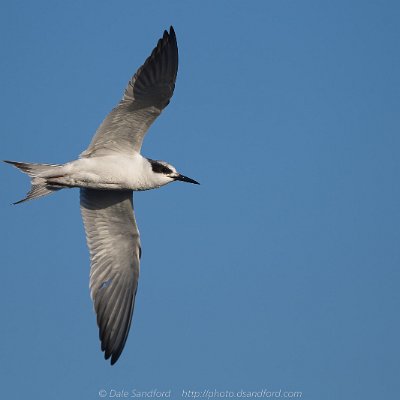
[80,189,141,365]
[81,26,178,158]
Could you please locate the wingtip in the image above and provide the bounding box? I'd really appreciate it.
[104,350,120,366]
[101,335,123,366]
[169,26,176,41]
[163,26,176,41]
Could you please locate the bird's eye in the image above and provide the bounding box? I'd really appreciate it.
[162,166,172,174]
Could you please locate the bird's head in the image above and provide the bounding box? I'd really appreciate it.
[147,159,199,187]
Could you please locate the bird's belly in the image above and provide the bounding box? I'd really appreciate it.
[45,156,146,190]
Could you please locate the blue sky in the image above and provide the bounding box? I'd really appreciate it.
[1,1,399,399]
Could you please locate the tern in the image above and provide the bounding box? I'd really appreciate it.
[4,26,198,365]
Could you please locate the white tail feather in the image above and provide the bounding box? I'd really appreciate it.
[4,160,64,204]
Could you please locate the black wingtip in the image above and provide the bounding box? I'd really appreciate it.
[104,351,120,366]
[103,352,114,366]
[162,26,176,41]
[169,26,176,42]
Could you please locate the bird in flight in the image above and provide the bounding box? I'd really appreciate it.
[4,26,198,365]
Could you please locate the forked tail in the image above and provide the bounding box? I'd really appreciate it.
[4,160,64,204]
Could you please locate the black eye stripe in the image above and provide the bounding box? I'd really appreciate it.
[149,160,172,174]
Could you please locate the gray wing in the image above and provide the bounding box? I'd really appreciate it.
[80,189,141,365]
[81,26,178,158]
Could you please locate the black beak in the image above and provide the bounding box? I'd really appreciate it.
[174,174,200,185]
